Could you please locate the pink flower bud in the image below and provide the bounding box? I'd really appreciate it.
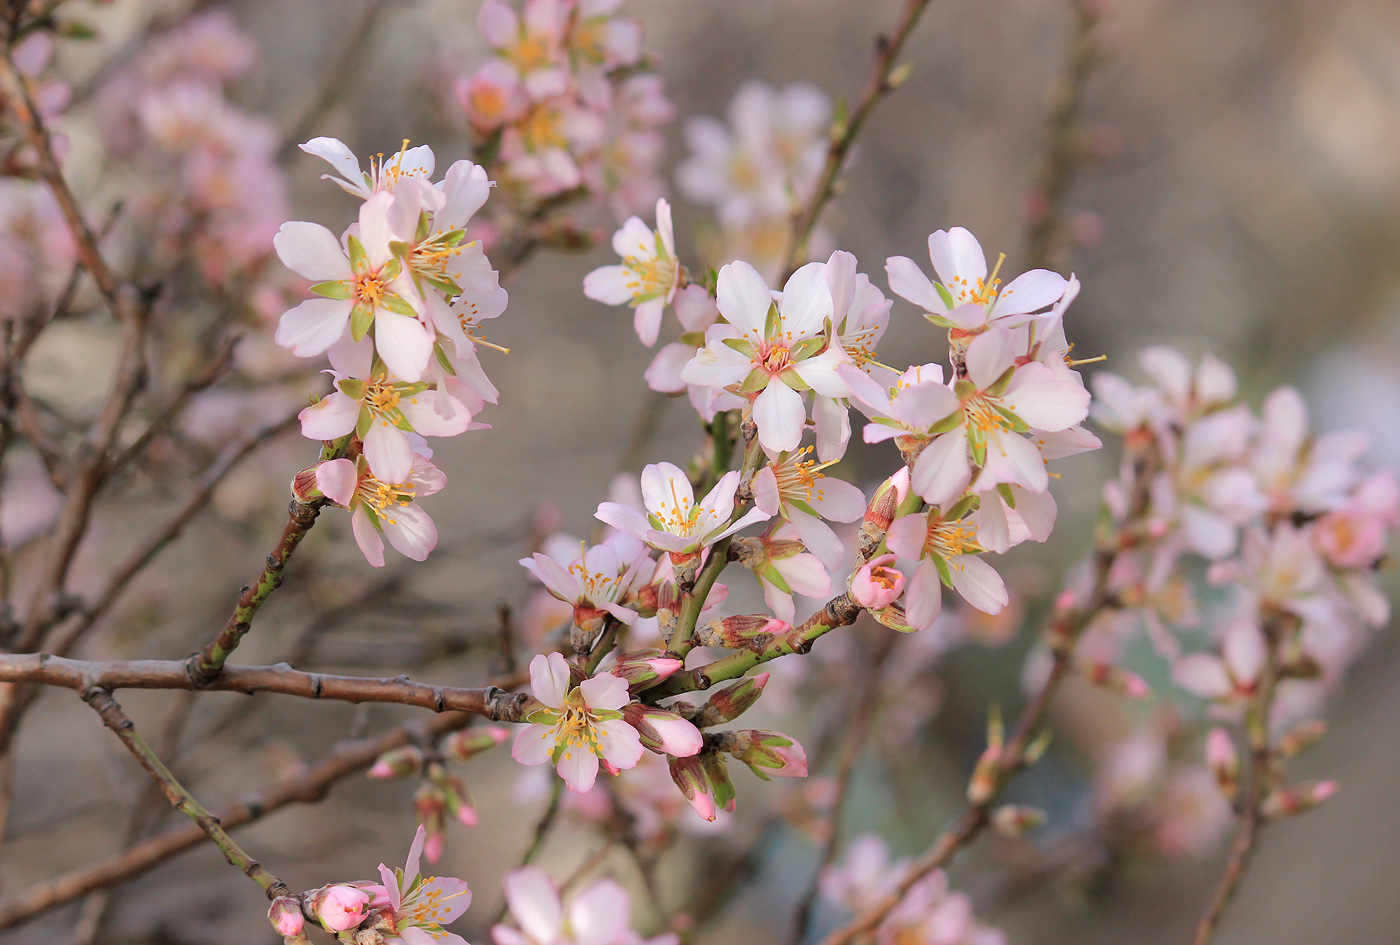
[699,673,768,726]
[268,897,304,937]
[443,727,509,761]
[1205,727,1240,802]
[1078,661,1151,699]
[367,745,423,780]
[669,754,717,822]
[701,751,737,813]
[612,648,685,693]
[692,614,789,650]
[1262,780,1338,818]
[729,730,808,778]
[967,744,1001,805]
[623,703,704,757]
[1277,719,1327,759]
[312,884,370,932]
[992,804,1046,837]
[850,554,905,610]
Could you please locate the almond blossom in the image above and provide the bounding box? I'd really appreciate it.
[366,825,473,945]
[885,226,1068,333]
[478,0,570,100]
[752,447,866,569]
[492,868,678,945]
[595,461,771,559]
[520,532,653,631]
[642,284,745,420]
[314,448,444,567]
[886,506,1008,627]
[583,199,681,346]
[682,259,849,453]
[300,136,436,200]
[511,653,645,793]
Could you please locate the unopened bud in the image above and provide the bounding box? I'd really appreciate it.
[612,648,685,693]
[1261,780,1338,818]
[268,897,304,937]
[310,884,371,932]
[414,779,447,861]
[1078,661,1150,699]
[1205,727,1240,802]
[1277,720,1328,758]
[692,614,788,650]
[869,602,917,633]
[858,469,912,557]
[623,703,703,756]
[698,673,768,726]
[701,751,737,813]
[669,754,717,822]
[368,745,423,780]
[291,465,325,503]
[428,765,478,828]
[992,804,1045,836]
[850,554,906,610]
[967,744,1001,804]
[442,726,509,762]
[727,730,808,779]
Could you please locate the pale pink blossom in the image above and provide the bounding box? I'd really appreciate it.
[583,199,681,346]
[300,136,436,200]
[314,885,371,932]
[596,461,771,558]
[492,867,678,945]
[315,449,444,567]
[478,0,570,100]
[520,532,653,628]
[886,508,1008,627]
[851,554,906,610]
[365,825,473,945]
[644,285,745,420]
[753,447,866,569]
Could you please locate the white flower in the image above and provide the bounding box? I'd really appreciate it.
[583,199,681,346]
[300,136,436,200]
[596,462,771,557]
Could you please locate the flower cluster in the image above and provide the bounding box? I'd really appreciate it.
[279,137,508,566]
[677,80,833,279]
[494,867,677,945]
[455,0,673,221]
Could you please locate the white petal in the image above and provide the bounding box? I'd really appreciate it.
[753,378,805,453]
[911,429,972,507]
[352,507,385,567]
[382,503,437,561]
[275,298,351,357]
[948,555,1007,614]
[373,311,433,382]
[595,718,646,769]
[812,394,851,463]
[315,458,358,506]
[530,652,572,708]
[994,269,1066,317]
[583,264,636,305]
[569,880,632,945]
[557,745,601,792]
[511,723,557,766]
[579,672,630,712]
[298,137,364,191]
[503,868,563,943]
[716,260,773,340]
[778,262,833,338]
[363,421,413,484]
[964,327,1017,390]
[788,507,844,570]
[299,392,360,441]
[906,558,944,630]
[885,255,946,313]
[274,221,353,282]
[929,227,986,286]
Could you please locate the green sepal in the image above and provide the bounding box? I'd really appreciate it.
[738,368,770,394]
[985,365,1017,399]
[311,280,352,300]
[435,344,458,376]
[759,562,792,595]
[744,761,771,782]
[350,302,374,342]
[923,313,956,329]
[592,708,624,722]
[337,378,365,399]
[356,407,373,439]
[787,497,819,519]
[723,337,757,358]
[381,293,418,317]
[423,274,462,296]
[928,409,964,435]
[524,706,561,725]
[380,257,403,282]
[871,416,905,428]
[361,504,385,532]
[992,403,1030,433]
[944,493,980,521]
[969,425,988,466]
[763,301,781,340]
[438,227,467,246]
[347,234,368,271]
[934,281,955,309]
[391,409,414,432]
[789,336,826,361]
[647,513,666,531]
[932,554,953,588]
[388,239,411,261]
[680,330,707,347]
[953,379,976,399]
[782,370,811,393]
[416,212,431,243]
[996,482,1016,509]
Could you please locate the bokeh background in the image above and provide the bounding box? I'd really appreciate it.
[5,0,1400,943]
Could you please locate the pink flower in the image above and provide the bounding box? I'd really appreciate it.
[753,446,866,569]
[512,653,645,793]
[315,448,445,567]
[644,285,745,421]
[521,533,653,631]
[300,136,436,200]
[268,897,304,937]
[886,508,1008,627]
[596,462,771,558]
[367,825,473,945]
[313,884,371,932]
[492,867,678,945]
[622,703,703,757]
[583,199,681,346]
[478,0,570,99]
[851,554,905,610]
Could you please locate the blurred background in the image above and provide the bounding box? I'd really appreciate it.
[4,0,1400,943]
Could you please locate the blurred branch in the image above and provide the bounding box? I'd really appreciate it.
[0,653,530,719]
[783,0,933,277]
[81,687,291,900]
[1024,0,1106,271]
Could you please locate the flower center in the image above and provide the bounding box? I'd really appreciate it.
[761,344,793,375]
[355,272,387,306]
[357,473,416,524]
[364,378,401,414]
[511,35,552,71]
[622,254,676,302]
[521,103,567,150]
[925,518,982,559]
[964,394,1013,434]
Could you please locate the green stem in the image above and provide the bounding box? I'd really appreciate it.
[81,687,288,899]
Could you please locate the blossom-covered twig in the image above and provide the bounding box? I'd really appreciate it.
[80,687,292,900]
[0,653,530,718]
[783,0,933,275]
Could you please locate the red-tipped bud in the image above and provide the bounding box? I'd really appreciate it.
[858,468,913,558]
[1277,719,1328,758]
[413,778,447,862]
[623,703,704,756]
[268,897,304,937]
[1262,780,1338,818]
[850,554,906,610]
[442,726,509,762]
[428,764,478,828]
[992,804,1046,837]
[291,465,325,503]
[309,884,370,932]
[701,751,737,813]
[1079,661,1151,699]
[669,754,717,822]
[368,745,423,780]
[727,730,808,779]
[612,648,685,693]
[1205,728,1240,802]
[967,744,1001,805]
[692,614,789,650]
[698,673,769,726]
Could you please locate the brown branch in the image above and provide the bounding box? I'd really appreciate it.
[0,653,530,719]
[0,706,492,929]
[783,0,933,277]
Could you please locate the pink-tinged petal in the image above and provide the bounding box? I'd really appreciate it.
[791,348,849,398]
[639,712,703,757]
[362,422,413,485]
[522,552,581,602]
[401,395,471,436]
[491,925,533,945]
[383,503,437,561]
[753,465,781,515]
[300,392,360,441]
[377,865,400,912]
[709,506,773,545]
[1173,654,1232,700]
[994,269,1067,316]
[502,868,563,943]
[1001,363,1090,432]
[943,301,989,331]
[773,549,831,598]
[965,327,1018,390]
[1035,425,1102,459]
[641,461,696,516]
[808,475,867,523]
[274,221,353,281]
[568,879,632,945]
[599,602,639,625]
[891,382,961,429]
[644,342,692,394]
[352,507,385,567]
[557,745,601,792]
[824,249,858,315]
[579,672,630,712]
[674,283,719,332]
[298,138,365,191]
[1223,620,1265,685]
[656,198,675,257]
[911,428,972,508]
[753,378,805,453]
[358,192,396,266]
[401,929,461,945]
[812,393,851,463]
[778,262,833,338]
[611,216,653,257]
[596,501,650,541]
[716,260,774,340]
[975,495,1011,555]
[682,343,755,389]
[788,507,844,571]
[439,160,491,227]
[762,577,795,624]
[416,876,472,924]
[948,555,1007,614]
[402,825,426,890]
[634,297,665,347]
[583,264,635,305]
[836,362,894,417]
[374,311,434,382]
[885,513,928,560]
[928,227,986,286]
[1011,485,1057,542]
[511,723,558,765]
[327,332,374,377]
[275,298,352,357]
[885,255,946,313]
[315,458,358,506]
[595,718,645,769]
[530,652,572,709]
[905,558,944,630]
[976,432,1048,494]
